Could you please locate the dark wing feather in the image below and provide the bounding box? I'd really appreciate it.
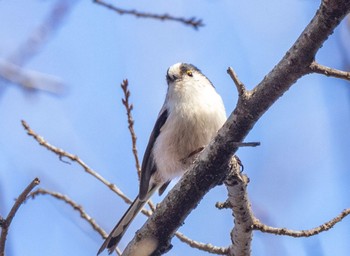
[139,108,168,201]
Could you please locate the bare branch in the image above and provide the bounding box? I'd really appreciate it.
[120,79,141,179]
[93,0,204,30]
[225,158,253,256]
[28,188,122,256]
[120,80,156,212]
[227,67,248,97]
[309,61,350,81]
[0,60,65,95]
[30,188,106,237]
[215,200,232,210]
[0,178,40,256]
[21,120,152,217]
[7,0,77,66]
[0,1,76,95]
[253,208,350,237]
[175,231,228,255]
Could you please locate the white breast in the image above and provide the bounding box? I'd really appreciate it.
[152,73,226,183]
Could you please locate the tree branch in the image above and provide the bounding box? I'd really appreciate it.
[93,0,204,30]
[121,1,350,255]
[309,61,350,81]
[253,208,350,237]
[227,67,248,97]
[28,188,122,256]
[121,79,141,179]
[0,178,40,256]
[175,231,228,255]
[120,79,157,213]
[225,158,253,256]
[21,120,152,217]
[0,60,65,95]
[7,0,77,66]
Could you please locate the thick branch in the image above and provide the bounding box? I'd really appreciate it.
[0,178,40,256]
[122,1,350,255]
[225,158,253,256]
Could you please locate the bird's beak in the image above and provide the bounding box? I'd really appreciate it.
[166,73,178,84]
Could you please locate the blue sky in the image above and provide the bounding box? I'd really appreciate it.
[1,0,350,255]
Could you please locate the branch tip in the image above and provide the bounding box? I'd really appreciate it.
[227,67,247,97]
[253,208,350,238]
[309,61,350,81]
[0,178,40,255]
[94,0,204,29]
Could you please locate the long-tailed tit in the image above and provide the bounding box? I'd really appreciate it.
[98,63,226,255]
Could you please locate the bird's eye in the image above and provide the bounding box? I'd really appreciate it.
[186,70,193,77]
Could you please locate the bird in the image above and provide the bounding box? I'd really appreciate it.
[97,63,227,255]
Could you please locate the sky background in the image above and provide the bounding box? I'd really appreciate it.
[1,0,350,255]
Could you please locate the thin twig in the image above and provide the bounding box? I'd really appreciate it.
[233,142,260,147]
[175,231,229,255]
[120,79,141,179]
[120,80,156,212]
[21,120,152,217]
[28,188,122,256]
[93,0,204,30]
[0,178,40,256]
[253,208,350,237]
[215,200,232,210]
[227,67,248,97]
[309,61,350,81]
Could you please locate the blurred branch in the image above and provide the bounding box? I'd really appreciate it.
[0,60,65,95]
[21,120,152,217]
[120,79,141,179]
[253,208,350,237]
[93,0,204,30]
[28,188,122,256]
[7,0,77,66]
[0,178,40,256]
[309,61,350,81]
[1,0,77,95]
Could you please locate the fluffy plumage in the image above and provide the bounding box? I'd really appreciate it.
[98,63,226,255]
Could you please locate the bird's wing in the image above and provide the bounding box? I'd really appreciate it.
[139,107,168,201]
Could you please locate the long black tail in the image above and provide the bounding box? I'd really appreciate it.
[97,186,158,255]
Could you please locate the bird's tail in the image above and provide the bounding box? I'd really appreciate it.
[97,186,158,255]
